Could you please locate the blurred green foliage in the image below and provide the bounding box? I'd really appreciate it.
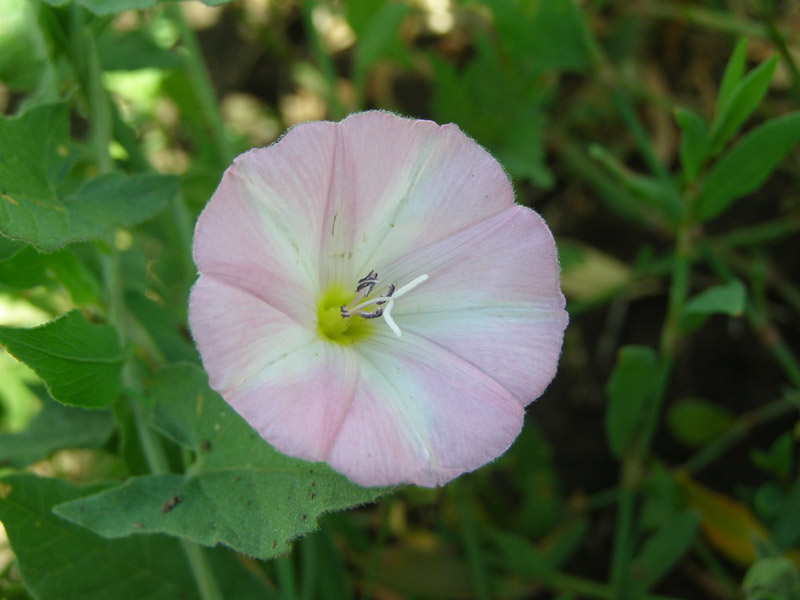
[0,1,799,599]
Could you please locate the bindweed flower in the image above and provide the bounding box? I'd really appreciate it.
[189,111,568,487]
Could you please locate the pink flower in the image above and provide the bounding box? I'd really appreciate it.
[189,111,567,487]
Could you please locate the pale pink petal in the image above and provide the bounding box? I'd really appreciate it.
[326,332,525,487]
[189,276,317,394]
[372,206,567,402]
[193,121,340,323]
[227,342,360,462]
[317,112,515,286]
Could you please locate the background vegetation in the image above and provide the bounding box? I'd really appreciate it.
[1,0,800,598]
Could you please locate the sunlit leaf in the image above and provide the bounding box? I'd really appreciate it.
[0,103,177,251]
[0,311,124,408]
[0,395,115,467]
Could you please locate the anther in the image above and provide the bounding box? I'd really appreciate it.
[340,272,428,337]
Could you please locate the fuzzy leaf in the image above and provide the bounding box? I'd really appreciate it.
[54,363,387,560]
[0,396,115,467]
[0,103,176,250]
[0,474,199,600]
[0,311,124,408]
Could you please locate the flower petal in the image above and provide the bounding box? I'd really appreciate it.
[190,275,362,461]
[193,121,341,322]
[326,333,525,487]
[226,341,360,463]
[317,111,515,286]
[377,206,568,402]
[189,275,317,394]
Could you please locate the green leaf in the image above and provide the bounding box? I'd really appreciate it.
[675,107,709,182]
[0,395,115,467]
[42,0,234,14]
[97,29,185,71]
[485,0,593,72]
[717,39,748,115]
[55,363,387,560]
[589,144,680,222]
[0,245,100,304]
[605,346,664,458]
[0,473,200,600]
[667,398,735,448]
[743,557,800,600]
[771,471,800,549]
[695,111,800,222]
[632,510,699,590]
[0,103,177,251]
[710,54,778,155]
[751,433,794,480]
[347,0,411,87]
[0,0,50,91]
[0,311,125,408]
[683,279,746,317]
[431,36,553,187]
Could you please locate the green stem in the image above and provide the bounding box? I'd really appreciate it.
[301,0,346,118]
[358,501,390,600]
[548,572,684,600]
[609,475,636,600]
[459,498,492,600]
[165,3,234,165]
[715,216,800,248]
[70,6,112,173]
[659,223,693,359]
[103,252,223,600]
[683,392,799,475]
[275,554,297,600]
[629,1,768,38]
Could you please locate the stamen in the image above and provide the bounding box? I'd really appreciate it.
[340,272,428,337]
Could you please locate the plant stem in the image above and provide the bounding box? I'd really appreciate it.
[715,216,800,248]
[459,498,492,600]
[301,0,346,118]
[629,1,768,38]
[165,3,235,165]
[683,392,800,474]
[275,554,298,600]
[548,572,684,600]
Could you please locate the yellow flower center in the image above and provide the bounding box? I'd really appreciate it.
[316,285,372,344]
